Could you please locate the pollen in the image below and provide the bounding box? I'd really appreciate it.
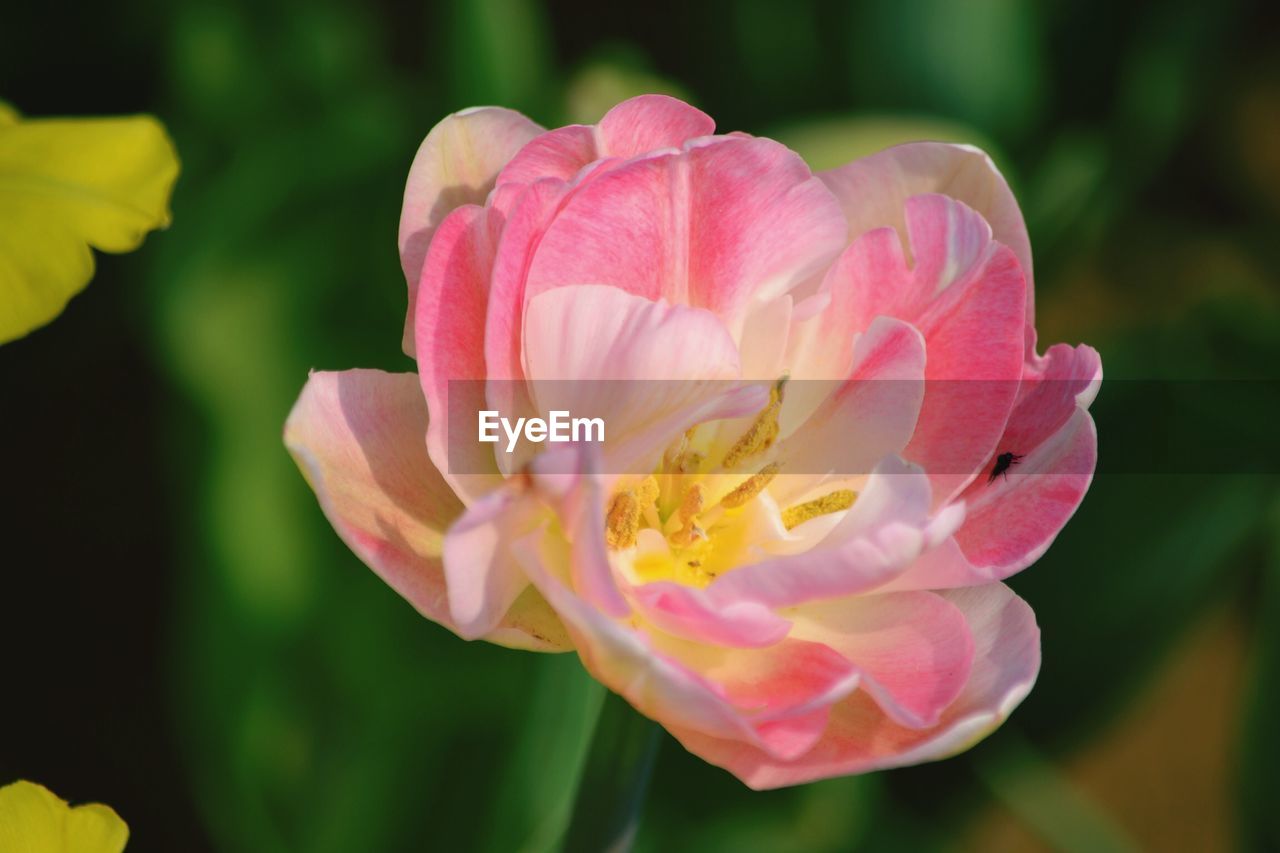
[781,489,857,530]
[669,482,706,546]
[722,378,786,469]
[605,489,641,550]
[720,462,781,509]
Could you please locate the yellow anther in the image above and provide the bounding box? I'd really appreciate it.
[781,489,857,530]
[605,490,641,550]
[722,379,786,469]
[720,463,781,509]
[636,476,660,507]
[670,483,706,546]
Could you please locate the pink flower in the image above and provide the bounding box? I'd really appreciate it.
[285,96,1100,788]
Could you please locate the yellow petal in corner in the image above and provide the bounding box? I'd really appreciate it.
[0,102,179,344]
[0,780,129,853]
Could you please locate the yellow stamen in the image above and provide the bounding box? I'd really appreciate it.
[781,489,857,530]
[722,379,786,469]
[670,483,705,546]
[605,490,641,549]
[720,463,781,509]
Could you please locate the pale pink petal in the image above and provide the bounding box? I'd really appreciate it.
[413,204,505,502]
[671,582,1039,788]
[630,581,793,648]
[706,457,958,609]
[442,486,538,639]
[517,524,861,760]
[775,316,926,502]
[497,94,715,186]
[521,284,766,474]
[651,633,861,760]
[399,107,543,354]
[523,136,847,332]
[819,141,1034,322]
[284,370,567,651]
[825,194,1027,504]
[790,591,974,728]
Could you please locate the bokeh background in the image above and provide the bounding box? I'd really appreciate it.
[3,1,1280,850]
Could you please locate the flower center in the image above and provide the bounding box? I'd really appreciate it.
[603,378,858,587]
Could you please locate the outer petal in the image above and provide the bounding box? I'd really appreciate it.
[414,204,506,501]
[789,591,974,728]
[824,194,1027,504]
[496,94,714,186]
[819,141,1034,323]
[523,136,847,333]
[0,110,178,343]
[399,107,543,354]
[284,369,568,651]
[671,582,1039,788]
[885,343,1102,589]
[516,525,858,761]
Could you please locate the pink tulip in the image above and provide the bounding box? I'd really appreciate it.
[285,96,1100,788]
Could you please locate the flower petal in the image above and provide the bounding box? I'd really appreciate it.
[707,457,959,609]
[285,369,567,650]
[775,316,926,501]
[819,141,1033,322]
[630,581,793,648]
[399,107,542,354]
[0,111,178,343]
[670,582,1039,788]
[496,94,715,187]
[414,204,506,502]
[523,136,847,332]
[0,780,128,853]
[825,194,1027,503]
[790,591,974,728]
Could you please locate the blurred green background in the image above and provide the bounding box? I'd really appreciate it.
[3,0,1280,850]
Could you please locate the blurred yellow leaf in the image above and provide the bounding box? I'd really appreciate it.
[0,102,179,343]
[564,61,691,125]
[0,780,129,853]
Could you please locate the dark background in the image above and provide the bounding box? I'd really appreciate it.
[3,1,1279,850]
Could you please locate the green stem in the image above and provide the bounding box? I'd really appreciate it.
[562,690,661,853]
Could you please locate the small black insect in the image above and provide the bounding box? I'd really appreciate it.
[988,451,1024,483]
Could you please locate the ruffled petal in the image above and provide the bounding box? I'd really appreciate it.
[819,141,1033,322]
[285,369,567,650]
[497,94,714,186]
[670,582,1039,788]
[399,107,542,353]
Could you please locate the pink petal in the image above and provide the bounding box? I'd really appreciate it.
[825,194,1027,504]
[399,107,543,354]
[284,370,566,651]
[705,457,958,609]
[521,284,765,475]
[442,486,538,639]
[670,582,1039,788]
[819,141,1034,323]
[523,136,847,332]
[887,343,1101,589]
[791,591,974,728]
[630,581,793,648]
[516,524,859,760]
[775,316,926,501]
[413,204,505,503]
[497,94,715,186]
